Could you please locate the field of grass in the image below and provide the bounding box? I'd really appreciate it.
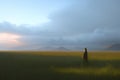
[0,51,120,80]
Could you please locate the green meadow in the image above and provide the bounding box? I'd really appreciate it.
[0,51,120,80]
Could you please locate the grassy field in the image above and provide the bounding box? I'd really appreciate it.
[0,51,120,80]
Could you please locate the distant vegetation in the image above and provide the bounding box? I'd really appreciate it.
[0,51,120,80]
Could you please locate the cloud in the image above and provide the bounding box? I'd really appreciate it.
[49,0,120,34]
[0,0,120,50]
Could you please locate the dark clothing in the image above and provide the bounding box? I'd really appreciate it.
[83,48,88,62]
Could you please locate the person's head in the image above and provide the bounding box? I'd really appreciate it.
[84,48,87,51]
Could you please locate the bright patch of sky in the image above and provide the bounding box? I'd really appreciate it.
[0,33,22,48]
[0,0,72,25]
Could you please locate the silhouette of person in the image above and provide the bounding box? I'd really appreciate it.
[83,48,88,63]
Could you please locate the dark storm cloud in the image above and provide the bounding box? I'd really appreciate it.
[47,0,120,49]
[49,0,120,34]
[0,0,120,50]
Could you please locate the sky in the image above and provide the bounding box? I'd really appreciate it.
[0,0,120,50]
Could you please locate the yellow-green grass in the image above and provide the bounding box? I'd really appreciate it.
[0,51,120,80]
[1,51,120,60]
[55,66,120,76]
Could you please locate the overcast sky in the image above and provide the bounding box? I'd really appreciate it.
[0,0,120,50]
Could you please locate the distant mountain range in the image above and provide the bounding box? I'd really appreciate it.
[12,44,120,51]
[55,47,69,51]
[106,44,120,50]
[13,46,70,51]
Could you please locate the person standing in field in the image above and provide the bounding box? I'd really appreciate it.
[83,48,88,63]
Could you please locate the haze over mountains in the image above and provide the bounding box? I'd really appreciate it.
[107,44,120,51]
